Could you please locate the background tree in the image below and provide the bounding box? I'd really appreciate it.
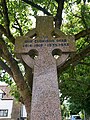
[0,0,90,119]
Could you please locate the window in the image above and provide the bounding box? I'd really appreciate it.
[0,89,5,99]
[0,109,8,117]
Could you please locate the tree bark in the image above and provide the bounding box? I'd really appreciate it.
[55,0,65,28]
[0,35,31,119]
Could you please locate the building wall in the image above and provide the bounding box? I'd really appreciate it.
[21,105,27,118]
[0,85,28,120]
[0,85,22,120]
[0,99,13,119]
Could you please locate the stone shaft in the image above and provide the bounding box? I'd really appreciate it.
[31,48,61,120]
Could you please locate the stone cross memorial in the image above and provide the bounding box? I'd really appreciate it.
[15,16,76,120]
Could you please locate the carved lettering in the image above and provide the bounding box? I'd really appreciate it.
[23,39,69,48]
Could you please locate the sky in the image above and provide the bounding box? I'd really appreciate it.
[0,81,8,86]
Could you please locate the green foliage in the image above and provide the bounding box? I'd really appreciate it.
[60,59,90,115]
[7,0,32,35]
[62,2,83,34]
[60,1,90,115]
[32,0,57,15]
[76,0,90,4]
[61,102,70,120]
[10,84,20,101]
[77,0,82,4]
[0,70,13,85]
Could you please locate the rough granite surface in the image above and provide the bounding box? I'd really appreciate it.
[15,16,76,120]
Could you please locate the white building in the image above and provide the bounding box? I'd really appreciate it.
[0,85,27,120]
[0,99,13,118]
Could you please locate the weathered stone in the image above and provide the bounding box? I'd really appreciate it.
[30,48,61,120]
[15,17,76,55]
[15,16,76,120]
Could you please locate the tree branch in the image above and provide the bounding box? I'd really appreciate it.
[0,34,28,86]
[1,0,10,35]
[57,44,90,74]
[75,28,90,40]
[55,0,59,3]
[24,63,33,91]
[0,59,13,77]
[1,0,15,44]
[55,0,65,28]
[81,4,88,29]
[0,36,31,113]
[79,62,90,66]
[0,24,15,44]
[13,16,23,36]
[22,0,51,15]
[0,24,7,35]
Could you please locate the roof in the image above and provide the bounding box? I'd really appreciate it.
[0,89,5,94]
[0,85,13,99]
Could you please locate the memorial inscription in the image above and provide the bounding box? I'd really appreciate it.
[23,39,69,48]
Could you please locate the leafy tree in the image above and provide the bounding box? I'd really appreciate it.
[60,62,90,116]
[0,0,90,119]
[61,102,70,120]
